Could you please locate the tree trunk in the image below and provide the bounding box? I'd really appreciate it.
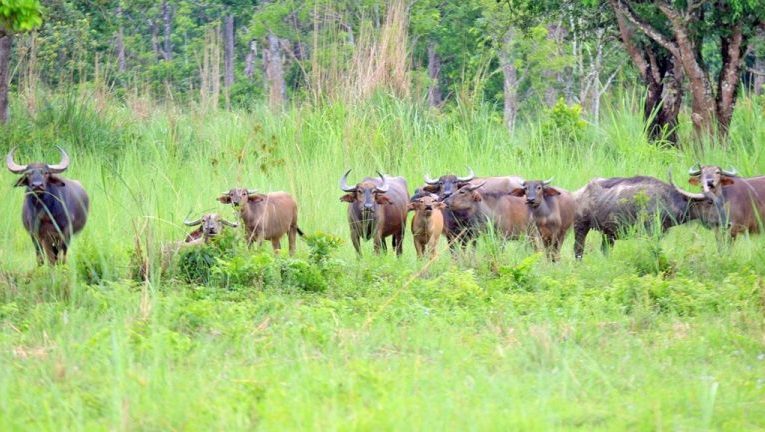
[426,43,442,107]
[716,24,746,135]
[264,33,285,108]
[614,8,682,144]
[245,40,256,79]
[499,31,518,132]
[150,20,161,60]
[755,54,765,96]
[223,15,234,89]
[543,24,566,107]
[116,3,126,72]
[0,34,12,124]
[162,0,172,61]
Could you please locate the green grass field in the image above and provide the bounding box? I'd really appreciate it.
[1,93,764,430]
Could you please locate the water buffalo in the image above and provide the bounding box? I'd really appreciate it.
[408,193,445,258]
[218,189,303,255]
[442,182,530,243]
[7,147,89,265]
[687,164,765,238]
[573,176,710,259]
[183,213,239,245]
[510,179,575,261]
[340,170,408,255]
[421,168,524,249]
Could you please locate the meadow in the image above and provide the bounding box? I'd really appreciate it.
[1,91,764,430]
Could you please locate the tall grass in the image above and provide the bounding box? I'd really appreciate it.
[0,92,764,429]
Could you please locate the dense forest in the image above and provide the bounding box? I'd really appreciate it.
[1,0,764,142]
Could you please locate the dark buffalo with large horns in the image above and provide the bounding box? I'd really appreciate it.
[687,163,765,238]
[573,175,710,259]
[340,169,408,255]
[7,147,90,265]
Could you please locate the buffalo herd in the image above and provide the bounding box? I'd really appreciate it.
[6,149,765,265]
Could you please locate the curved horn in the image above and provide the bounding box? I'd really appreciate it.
[457,166,475,182]
[542,177,554,186]
[48,146,70,173]
[688,161,702,176]
[340,169,356,192]
[722,167,738,177]
[221,219,239,228]
[247,189,258,195]
[424,174,439,185]
[184,217,203,226]
[468,181,486,191]
[6,148,27,174]
[669,170,707,200]
[375,171,389,193]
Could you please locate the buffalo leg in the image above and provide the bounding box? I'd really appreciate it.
[573,220,590,260]
[414,239,424,258]
[393,231,404,256]
[601,232,616,256]
[351,233,362,256]
[31,236,45,266]
[271,238,282,254]
[288,226,297,256]
[373,236,387,254]
[42,241,58,265]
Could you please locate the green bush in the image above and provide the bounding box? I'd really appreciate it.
[280,259,328,293]
[210,252,281,289]
[541,98,587,142]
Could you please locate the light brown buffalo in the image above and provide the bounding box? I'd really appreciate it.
[218,189,303,255]
[408,193,445,258]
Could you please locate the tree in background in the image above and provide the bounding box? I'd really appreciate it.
[0,0,42,123]
[609,0,765,138]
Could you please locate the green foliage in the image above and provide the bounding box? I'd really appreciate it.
[0,0,42,32]
[280,258,327,292]
[209,251,281,289]
[541,98,587,141]
[304,231,343,266]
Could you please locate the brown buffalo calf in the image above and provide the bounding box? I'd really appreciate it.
[510,179,575,261]
[408,194,445,258]
[218,189,303,255]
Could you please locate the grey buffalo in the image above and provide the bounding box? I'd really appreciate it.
[573,176,710,259]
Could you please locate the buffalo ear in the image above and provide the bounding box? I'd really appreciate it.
[688,176,700,185]
[471,191,482,202]
[407,203,415,212]
[48,175,65,186]
[434,202,446,209]
[375,194,392,205]
[509,187,525,197]
[543,187,560,197]
[248,194,265,203]
[422,184,439,193]
[218,195,232,204]
[13,176,28,188]
[720,177,735,186]
[340,193,355,202]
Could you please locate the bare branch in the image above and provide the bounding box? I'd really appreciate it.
[610,0,680,57]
